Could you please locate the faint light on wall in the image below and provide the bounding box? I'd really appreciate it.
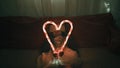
[104,1,111,12]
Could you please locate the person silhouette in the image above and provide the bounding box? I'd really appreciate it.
[37,23,82,68]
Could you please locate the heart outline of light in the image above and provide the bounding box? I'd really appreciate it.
[43,20,73,54]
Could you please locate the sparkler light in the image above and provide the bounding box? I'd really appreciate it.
[43,20,73,58]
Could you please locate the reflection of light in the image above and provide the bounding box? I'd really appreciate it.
[104,1,110,12]
[43,20,73,58]
[49,58,63,65]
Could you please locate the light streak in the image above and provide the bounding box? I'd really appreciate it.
[43,20,73,58]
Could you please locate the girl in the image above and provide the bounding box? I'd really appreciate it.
[37,23,82,68]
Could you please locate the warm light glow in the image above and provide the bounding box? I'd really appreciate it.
[43,20,73,58]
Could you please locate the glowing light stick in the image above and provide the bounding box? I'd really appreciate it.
[43,20,73,58]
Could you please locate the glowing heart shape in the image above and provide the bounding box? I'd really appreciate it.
[43,20,73,55]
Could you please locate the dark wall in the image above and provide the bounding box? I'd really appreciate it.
[111,0,120,29]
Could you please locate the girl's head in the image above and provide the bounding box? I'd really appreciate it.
[48,24,66,48]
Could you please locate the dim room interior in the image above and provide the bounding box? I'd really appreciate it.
[0,0,120,68]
